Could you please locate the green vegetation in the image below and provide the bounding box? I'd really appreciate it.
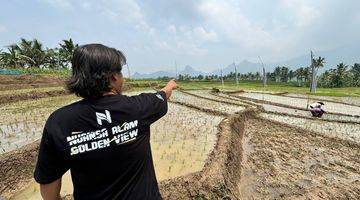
[319,63,360,88]
[0,38,78,70]
[173,81,360,97]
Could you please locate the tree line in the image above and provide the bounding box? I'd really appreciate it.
[173,60,360,88]
[0,38,78,69]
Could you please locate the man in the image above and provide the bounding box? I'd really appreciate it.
[34,44,177,200]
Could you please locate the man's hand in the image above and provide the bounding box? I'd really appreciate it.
[160,79,177,99]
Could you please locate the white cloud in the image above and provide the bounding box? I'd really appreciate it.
[0,25,7,33]
[199,0,274,49]
[279,0,321,28]
[167,25,177,34]
[160,25,217,56]
[193,26,217,42]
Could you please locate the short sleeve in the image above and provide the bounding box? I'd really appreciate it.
[34,127,69,184]
[130,91,168,126]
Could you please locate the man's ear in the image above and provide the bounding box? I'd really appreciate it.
[111,73,122,82]
[110,73,118,82]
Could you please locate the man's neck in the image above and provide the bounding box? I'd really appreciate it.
[103,91,119,96]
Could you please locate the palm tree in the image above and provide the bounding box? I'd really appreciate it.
[9,38,47,68]
[0,45,24,68]
[313,56,325,69]
[310,56,325,92]
[332,63,348,87]
[280,66,289,82]
[59,38,79,68]
[350,63,360,86]
[31,39,47,68]
[274,66,281,82]
[295,68,303,86]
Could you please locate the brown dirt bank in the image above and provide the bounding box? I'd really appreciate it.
[0,85,134,105]
[0,74,65,90]
[0,90,69,105]
[0,74,135,91]
[240,115,360,199]
[0,141,40,199]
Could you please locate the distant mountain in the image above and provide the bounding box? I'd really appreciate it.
[132,70,174,79]
[132,65,204,79]
[132,44,360,79]
[179,65,204,76]
[211,60,263,75]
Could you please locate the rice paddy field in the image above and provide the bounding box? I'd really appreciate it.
[0,78,359,199]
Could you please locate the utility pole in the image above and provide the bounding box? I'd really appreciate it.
[175,60,178,80]
[221,67,224,88]
[309,51,316,93]
[234,62,239,85]
[57,49,60,69]
[126,63,131,80]
[258,56,267,87]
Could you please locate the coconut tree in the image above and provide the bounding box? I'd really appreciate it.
[332,63,348,87]
[310,56,325,92]
[280,66,289,82]
[31,39,47,68]
[0,45,25,68]
[313,56,325,69]
[59,38,79,68]
[351,63,360,86]
[10,38,47,68]
[274,66,281,82]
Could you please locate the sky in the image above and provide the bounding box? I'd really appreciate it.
[0,0,359,73]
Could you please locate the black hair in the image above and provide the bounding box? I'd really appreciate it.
[66,44,126,98]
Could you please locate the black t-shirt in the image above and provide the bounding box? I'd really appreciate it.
[34,91,168,200]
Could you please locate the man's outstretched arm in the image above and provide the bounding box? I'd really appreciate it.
[40,178,62,200]
[160,79,177,99]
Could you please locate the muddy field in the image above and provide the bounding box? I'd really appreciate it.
[0,87,359,199]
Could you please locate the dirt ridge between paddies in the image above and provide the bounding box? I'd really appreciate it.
[224,91,360,118]
[183,89,360,125]
[0,84,135,105]
[236,90,360,107]
[0,141,40,199]
[0,90,69,105]
[0,74,65,91]
[178,89,252,109]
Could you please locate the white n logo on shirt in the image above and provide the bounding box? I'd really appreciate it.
[96,110,112,125]
[156,94,164,101]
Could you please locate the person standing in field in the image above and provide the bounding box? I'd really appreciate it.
[309,101,325,118]
[34,44,177,200]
